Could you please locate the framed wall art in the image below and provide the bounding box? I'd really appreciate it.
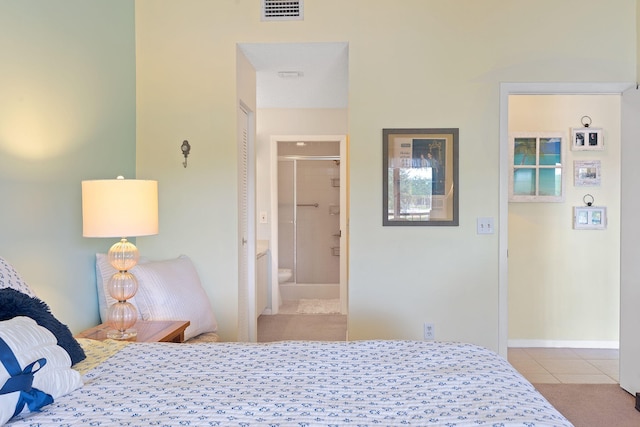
[571,127,603,151]
[509,132,565,203]
[574,160,601,186]
[382,128,458,226]
[573,206,607,230]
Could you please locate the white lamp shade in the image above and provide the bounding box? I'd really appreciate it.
[82,179,158,238]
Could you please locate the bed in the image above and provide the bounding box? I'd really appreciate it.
[0,255,572,426]
[5,335,572,426]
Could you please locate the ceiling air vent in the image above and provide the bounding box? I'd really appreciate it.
[261,0,304,21]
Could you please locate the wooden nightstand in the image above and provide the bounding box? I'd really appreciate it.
[76,320,190,343]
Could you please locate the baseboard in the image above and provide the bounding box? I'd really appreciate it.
[508,339,619,349]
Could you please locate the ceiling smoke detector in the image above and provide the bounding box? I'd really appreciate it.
[261,0,304,21]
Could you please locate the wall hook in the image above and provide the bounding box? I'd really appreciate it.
[583,193,594,206]
[181,140,191,168]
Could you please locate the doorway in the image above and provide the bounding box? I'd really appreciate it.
[499,83,630,356]
[269,135,348,317]
[238,42,349,342]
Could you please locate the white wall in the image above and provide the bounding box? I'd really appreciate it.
[508,95,621,347]
[134,0,636,348]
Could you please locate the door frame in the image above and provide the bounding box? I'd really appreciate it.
[269,134,348,314]
[498,82,632,356]
[238,102,256,342]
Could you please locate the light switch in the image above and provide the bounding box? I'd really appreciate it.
[477,217,494,234]
[259,211,268,224]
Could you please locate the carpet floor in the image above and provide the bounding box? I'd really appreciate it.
[257,314,347,342]
[534,383,639,427]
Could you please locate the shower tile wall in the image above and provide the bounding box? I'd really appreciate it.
[296,160,340,284]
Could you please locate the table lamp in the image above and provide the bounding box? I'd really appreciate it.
[81,176,158,339]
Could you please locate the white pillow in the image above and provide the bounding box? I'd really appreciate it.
[95,253,144,322]
[0,256,37,297]
[133,255,218,341]
[0,316,83,424]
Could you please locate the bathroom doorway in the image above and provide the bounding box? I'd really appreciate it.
[239,42,349,340]
[269,135,348,316]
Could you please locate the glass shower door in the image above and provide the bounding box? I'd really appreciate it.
[296,160,340,284]
[278,160,295,281]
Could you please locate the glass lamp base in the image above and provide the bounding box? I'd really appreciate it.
[106,329,137,340]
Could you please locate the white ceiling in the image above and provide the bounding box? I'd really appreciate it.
[239,42,348,109]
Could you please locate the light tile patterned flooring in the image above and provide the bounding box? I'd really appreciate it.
[508,347,619,384]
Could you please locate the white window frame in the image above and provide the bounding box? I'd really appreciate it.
[509,132,565,202]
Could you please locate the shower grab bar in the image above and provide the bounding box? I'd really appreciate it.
[297,203,319,207]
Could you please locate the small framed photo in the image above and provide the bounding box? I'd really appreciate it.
[574,160,601,186]
[571,127,603,151]
[573,206,607,230]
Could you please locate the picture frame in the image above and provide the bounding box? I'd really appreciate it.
[383,128,459,226]
[571,127,603,151]
[573,206,607,230]
[509,132,565,203]
[574,160,601,187]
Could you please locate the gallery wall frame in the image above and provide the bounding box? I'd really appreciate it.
[571,127,603,151]
[573,206,607,230]
[574,160,601,187]
[382,128,459,226]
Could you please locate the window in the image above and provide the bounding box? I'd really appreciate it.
[509,132,565,202]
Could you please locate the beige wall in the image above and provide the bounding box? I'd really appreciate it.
[508,95,621,346]
[135,0,636,347]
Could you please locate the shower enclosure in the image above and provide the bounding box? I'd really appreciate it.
[278,145,341,301]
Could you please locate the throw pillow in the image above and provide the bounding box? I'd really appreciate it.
[133,255,218,341]
[0,289,86,365]
[0,256,36,298]
[0,316,83,425]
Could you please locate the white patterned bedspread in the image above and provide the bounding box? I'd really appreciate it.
[10,340,572,426]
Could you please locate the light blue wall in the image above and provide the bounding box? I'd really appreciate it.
[0,0,136,332]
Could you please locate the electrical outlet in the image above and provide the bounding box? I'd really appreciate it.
[423,322,435,341]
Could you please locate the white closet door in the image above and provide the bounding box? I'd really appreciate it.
[237,104,256,342]
[620,87,640,395]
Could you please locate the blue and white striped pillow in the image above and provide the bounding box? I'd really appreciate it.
[0,317,83,425]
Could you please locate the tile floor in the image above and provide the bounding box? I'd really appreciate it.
[508,347,619,384]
